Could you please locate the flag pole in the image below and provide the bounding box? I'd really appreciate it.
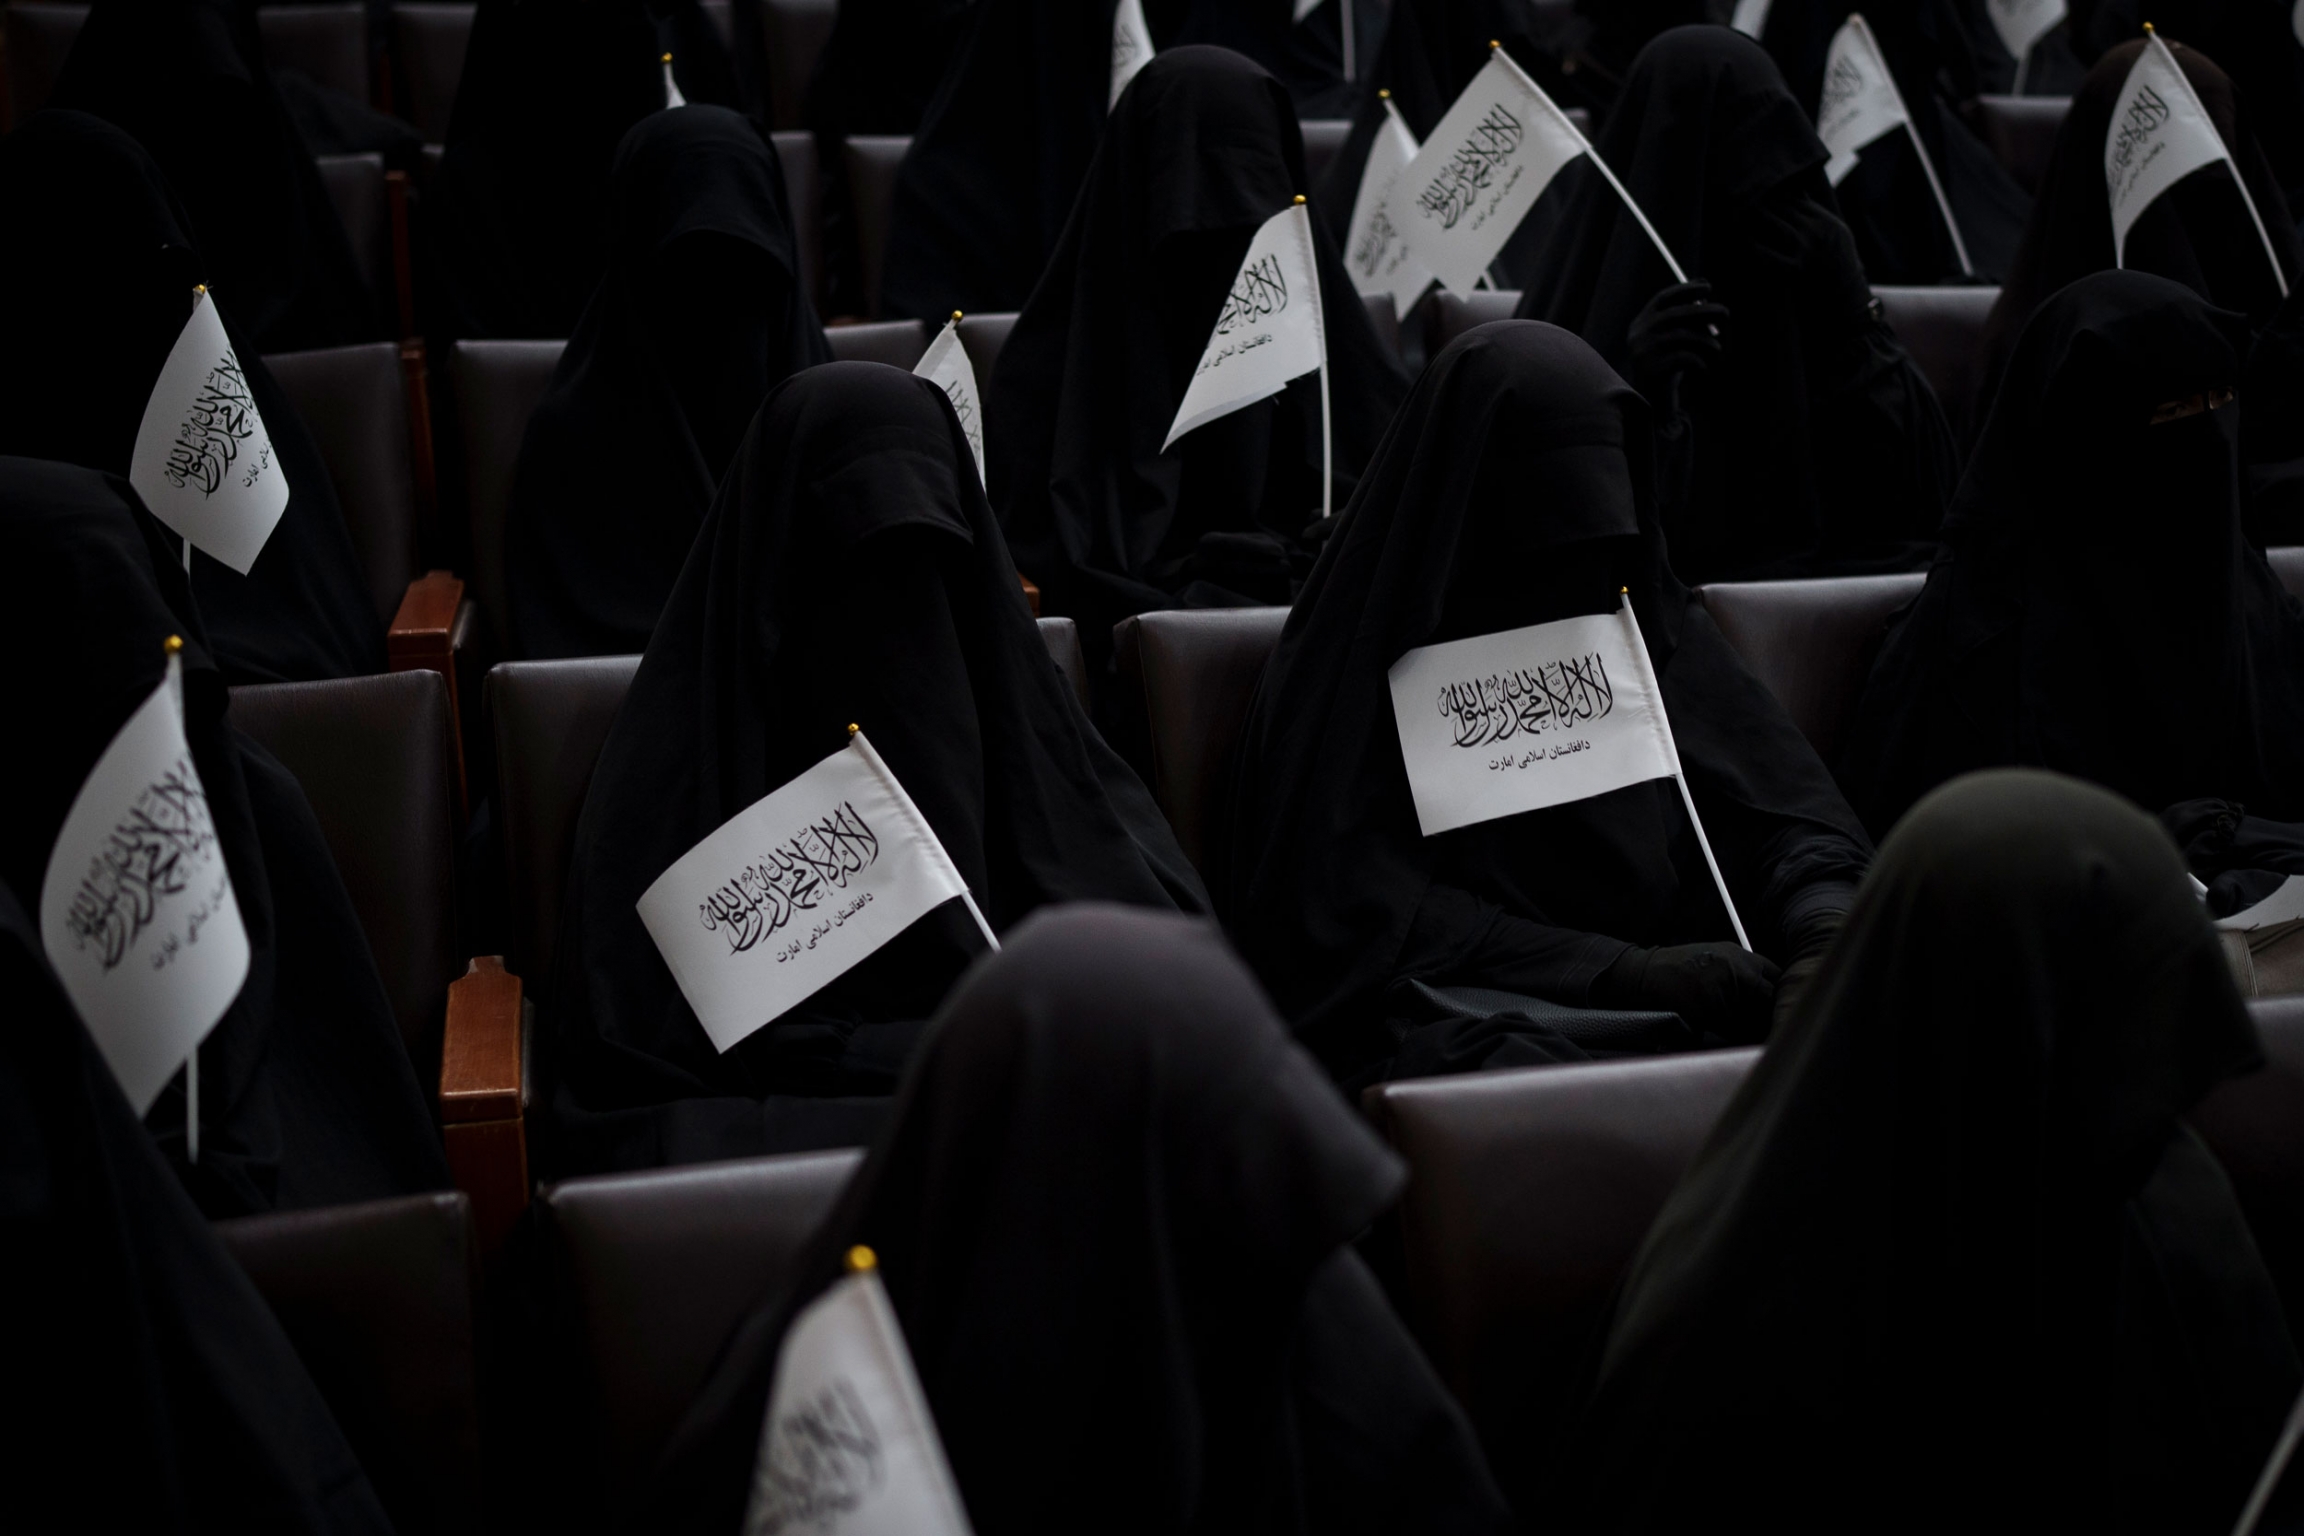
[1341,0,1355,81]
[1857,16,1974,277]
[2011,45,2030,97]
[1616,592,1751,950]
[1492,44,1687,283]
[1297,194,1333,520]
[2142,26,2290,297]
[165,633,200,1162]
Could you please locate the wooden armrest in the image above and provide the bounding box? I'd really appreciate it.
[390,570,468,815]
[440,956,527,1257]
[1019,572,1041,617]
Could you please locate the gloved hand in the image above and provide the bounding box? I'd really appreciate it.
[1770,908,1846,1032]
[1624,279,1730,410]
[1591,941,1781,1044]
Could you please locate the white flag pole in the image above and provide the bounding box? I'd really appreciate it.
[1616,593,1751,950]
[1342,0,1355,81]
[163,634,201,1162]
[2141,26,2289,298]
[847,725,1000,953]
[1491,44,1688,283]
[2012,46,2030,96]
[1295,194,1334,521]
[1853,16,1974,277]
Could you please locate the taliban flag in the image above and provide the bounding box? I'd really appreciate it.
[913,314,985,488]
[743,1246,973,1536]
[1985,0,2065,90]
[131,286,290,574]
[1815,14,1973,274]
[1342,92,1430,303]
[2104,28,2288,294]
[40,640,250,1117]
[1387,594,1750,946]
[1109,0,1154,109]
[637,729,994,1056]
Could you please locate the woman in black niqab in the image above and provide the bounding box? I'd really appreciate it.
[1841,270,2304,837]
[641,904,1513,1536]
[0,111,386,685]
[542,363,1204,1177]
[1226,321,1872,1088]
[0,880,395,1534]
[0,456,448,1218]
[505,106,830,660]
[1516,26,1958,582]
[1567,769,2299,1535]
[988,46,1408,663]
[48,0,380,352]
[426,0,741,340]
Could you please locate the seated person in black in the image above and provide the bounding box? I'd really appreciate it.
[1226,321,1872,1089]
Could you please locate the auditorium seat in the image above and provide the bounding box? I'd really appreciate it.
[843,133,911,319]
[257,2,372,104]
[312,152,395,327]
[1040,614,1088,710]
[759,0,836,131]
[1695,572,1925,766]
[450,337,566,656]
[768,128,823,313]
[826,317,928,367]
[958,309,1017,380]
[229,669,463,1088]
[1425,287,1523,356]
[1111,606,1290,877]
[0,1,81,124]
[1874,284,1999,432]
[2268,546,2304,598]
[217,1191,484,1536]
[524,1148,861,1511]
[390,1,473,143]
[1975,94,2070,196]
[1301,117,1350,188]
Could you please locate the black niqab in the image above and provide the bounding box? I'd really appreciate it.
[48,0,381,351]
[0,111,386,685]
[543,363,1204,1177]
[1842,270,2304,835]
[0,880,394,1534]
[987,46,1408,654]
[1515,27,1958,581]
[641,904,1512,1536]
[426,0,742,340]
[1568,769,2298,1534]
[0,456,447,1218]
[505,106,830,660]
[1225,321,1871,1084]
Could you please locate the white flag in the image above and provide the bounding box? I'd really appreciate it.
[2104,29,2285,295]
[130,288,290,576]
[1294,0,1321,20]
[40,647,249,1115]
[662,52,687,109]
[1730,0,1773,38]
[638,731,987,1054]
[743,1253,972,1536]
[1381,49,1589,301]
[2215,874,2304,932]
[1817,15,1909,185]
[1985,0,2065,66]
[913,318,985,489]
[1109,0,1154,110]
[1344,96,1431,304]
[1162,201,1326,451]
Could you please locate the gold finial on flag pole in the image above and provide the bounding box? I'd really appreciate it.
[1378,87,1390,99]
[1293,194,1306,205]
[192,283,206,296]
[163,634,184,654]
[1490,38,1501,48]
[846,1244,878,1273]
[661,50,673,61]
[848,722,860,736]
[951,310,964,323]
[2142,19,2154,30]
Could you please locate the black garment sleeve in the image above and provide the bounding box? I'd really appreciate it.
[1393,882,1634,1006]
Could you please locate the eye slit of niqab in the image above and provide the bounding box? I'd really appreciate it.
[2150,386,2238,425]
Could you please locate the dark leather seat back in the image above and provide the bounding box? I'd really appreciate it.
[1367,1049,1755,1501]
[1874,284,2000,431]
[1036,614,1087,709]
[230,670,461,1079]
[760,0,836,130]
[1301,117,1350,187]
[2194,998,2304,1336]
[531,1149,862,1507]
[1426,288,1523,355]
[218,1191,483,1536]
[257,2,370,101]
[843,134,911,319]
[1113,606,1290,875]
[769,128,822,311]
[2267,546,2304,598]
[958,311,1019,437]
[1975,93,2071,195]
[313,151,393,316]
[487,655,640,989]
[826,318,928,368]
[1696,572,1925,765]
[390,1,473,142]
[451,338,567,656]
[266,341,419,623]
[1,2,85,124]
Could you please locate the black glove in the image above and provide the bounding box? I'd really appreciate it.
[1591,941,1781,1045]
[1770,908,1846,1032]
[1624,279,1730,410]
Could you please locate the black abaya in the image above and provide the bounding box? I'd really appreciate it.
[0,881,394,1533]
[1568,769,2298,1535]
[1841,271,2304,835]
[505,106,830,660]
[1226,321,1872,1086]
[426,0,742,340]
[0,456,447,1218]
[0,111,386,685]
[48,0,381,352]
[1515,26,1958,581]
[543,363,1204,1177]
[641,904,1513,1536]
[986,46,1408,659]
